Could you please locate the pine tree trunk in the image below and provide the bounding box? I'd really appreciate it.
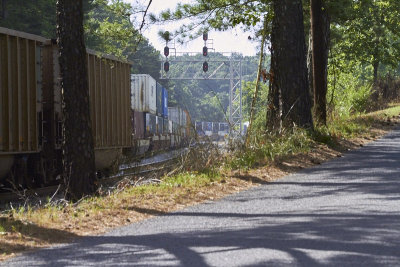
[57,0,96,200]
[373,60,379,84]
[267,0,313,131]
[307,29,313,109]
[311,0,330,125]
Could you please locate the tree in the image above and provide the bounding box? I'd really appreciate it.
[267,0,313,130]
[332,0,400,83]
[0,0,57,37]
[310,0,330,125]
[85,0,160,78]
[85,0,138,58]
[158,0,313,130]
[57,0,96,200]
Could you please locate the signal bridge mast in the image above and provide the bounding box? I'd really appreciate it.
[160,33,243,137]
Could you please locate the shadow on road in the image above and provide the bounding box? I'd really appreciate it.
[10,211,400,266]
[5,128,400,266]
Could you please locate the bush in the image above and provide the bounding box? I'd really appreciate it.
[327,71,372,117]
[229,127,312,170]
[372,75,400,104]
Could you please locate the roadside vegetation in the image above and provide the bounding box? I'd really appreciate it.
[1,0,400,262]
[1,101,400,261]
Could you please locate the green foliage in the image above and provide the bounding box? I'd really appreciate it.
[331,0,400,78]
[0,0,161,80]
[230,127,312,169]
[166,53,260,122]
[327,65,373,118]
[85,0,139,58]
[242,79,269,122]
[0,0,57,38]
[84,0,161,78]
[154,0,272,44]
[162,171,221,188]
[158,30,172,43]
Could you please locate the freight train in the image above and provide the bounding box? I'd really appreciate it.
[195,122,229,141]
[0,27,192,189]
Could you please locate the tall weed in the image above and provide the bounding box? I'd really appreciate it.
[229,127,312,169]
[328,71,372,117]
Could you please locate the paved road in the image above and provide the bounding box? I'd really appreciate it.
[3,128,400,266]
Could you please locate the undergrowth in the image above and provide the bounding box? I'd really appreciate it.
[1,104,399,261]
[227,103,400,170]
[229,127,312,170]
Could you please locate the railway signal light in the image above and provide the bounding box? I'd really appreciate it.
[203,61,208,72]
[203,32,208,41]
[164,46,169,57]
[203,46,208,57]
[164,61,170,72]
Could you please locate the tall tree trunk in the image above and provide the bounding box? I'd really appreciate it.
[307,28,313,108]
[311,0,330,125]
[57,0,96,200]
[373,60,379,84]
[267,0,313,131]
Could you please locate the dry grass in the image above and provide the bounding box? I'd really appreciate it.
[1,106,400,262]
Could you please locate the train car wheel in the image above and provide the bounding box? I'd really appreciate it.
[28,154,46,187]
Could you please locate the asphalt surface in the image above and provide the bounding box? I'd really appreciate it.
[3,128,400,266]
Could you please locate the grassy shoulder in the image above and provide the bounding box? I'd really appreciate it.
[1,104,400,261]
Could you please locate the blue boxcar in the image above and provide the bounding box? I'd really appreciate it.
[195,121,204,135]
[205,122,213,131]
[212,122,219,134]
[156,82,163,116]
[162,87,168,118]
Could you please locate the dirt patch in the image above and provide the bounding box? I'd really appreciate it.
[1,115,399,262]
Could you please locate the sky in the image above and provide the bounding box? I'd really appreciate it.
[126,0,258,56]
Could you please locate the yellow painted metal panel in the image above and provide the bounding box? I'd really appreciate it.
[82,53,132,149]
[117,62,122,146]
[113,62,117,145]
[9,36,17,151]
[33,44,40,151]
[88,54,96,146]
[101,59,107,146]
[95,57,101,146]
[106,60,112,147]
[27,39,35,151]
[20,39,28,151]
[125,64,131,145]
[0,34,5,151]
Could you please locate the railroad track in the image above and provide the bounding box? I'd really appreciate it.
[0,150,182,205]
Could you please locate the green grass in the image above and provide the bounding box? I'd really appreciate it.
[365,104,400,117]
[1,103,399,261]
[229,127,313,170]
[229,103,400,170]
[3,103,400,235]
[162,171,221,187]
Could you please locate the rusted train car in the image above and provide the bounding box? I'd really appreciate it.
[0,27,192,189]
[0,27,132,187]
